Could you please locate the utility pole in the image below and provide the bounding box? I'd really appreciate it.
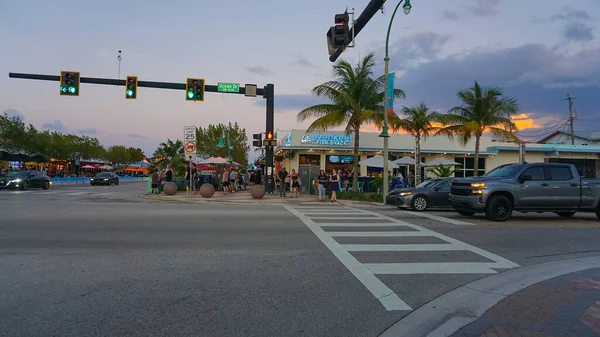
[566,93,576,145]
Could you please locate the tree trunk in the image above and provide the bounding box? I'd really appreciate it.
[473,135,481,177]
[414,134,421,185]
[352,128,360,192]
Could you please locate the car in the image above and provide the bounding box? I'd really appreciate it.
[0,170,51,190]
[90,172,119,186]
[386,177,453,211]
[449,162,600,221]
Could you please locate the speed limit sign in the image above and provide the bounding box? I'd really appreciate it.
[184,126,196,141]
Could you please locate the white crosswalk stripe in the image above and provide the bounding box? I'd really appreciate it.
[284,204,520,312]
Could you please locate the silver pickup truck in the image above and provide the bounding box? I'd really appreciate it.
[449,162,600,221]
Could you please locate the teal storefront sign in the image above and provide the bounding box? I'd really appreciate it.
[301,133,352,146]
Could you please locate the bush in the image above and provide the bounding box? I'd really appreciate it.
[327,191,382,202]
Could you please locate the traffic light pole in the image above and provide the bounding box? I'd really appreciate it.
[329,0,385,62]
[8,72,276,189]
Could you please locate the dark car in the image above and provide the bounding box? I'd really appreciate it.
[0,170,51,190]
[90,172,119,186]
[386,177,453,211]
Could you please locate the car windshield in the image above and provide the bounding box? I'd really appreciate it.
[95,173,111,178]
[6,171,28,178]
[484,164,523,177]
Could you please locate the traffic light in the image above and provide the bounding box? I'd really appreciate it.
[263,131,276,147]
[252,133,262,147]
[125,76,138,99]
[186,78,205,102]
[331,12,349,49]
[59,71,80,96]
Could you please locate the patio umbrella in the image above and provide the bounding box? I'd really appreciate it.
[393,156,425,166]
[423,158,462,167]
[99,165,114,170]
[82,165,96,169]
[199,157,229,165]
[359,155,399,169]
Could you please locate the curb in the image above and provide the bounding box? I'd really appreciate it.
[139,194,387,206]
[379,255,600,337]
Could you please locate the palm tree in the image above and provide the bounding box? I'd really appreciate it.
[436,81,519,176]
[152,139,185,177]
[391,103,444,185]
[297,53,405,191]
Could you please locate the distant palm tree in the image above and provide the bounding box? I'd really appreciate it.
[436,81,519,176]
[297,53,405,191]
[152,139,185,177]
[391,103,444,184]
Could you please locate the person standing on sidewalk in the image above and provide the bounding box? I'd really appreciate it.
[277,167,288,197]
[151,169,159,194]
[222,168,229,195]
[229,167,237,193]
[316,169,328,201]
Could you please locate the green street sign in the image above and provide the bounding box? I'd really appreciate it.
[217,82,240,93]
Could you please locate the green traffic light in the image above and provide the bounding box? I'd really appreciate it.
[68,86,76,94]
[187,91,194,99]
[127,89,134,97]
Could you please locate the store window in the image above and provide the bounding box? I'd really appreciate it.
[325,154,354,173]
[299,154,320,165]
[454,157,486,177]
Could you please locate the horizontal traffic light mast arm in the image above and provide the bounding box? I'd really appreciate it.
[329,0,385,62]
[8,72,267,97]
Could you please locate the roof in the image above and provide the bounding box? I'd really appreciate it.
[537,130,600,143]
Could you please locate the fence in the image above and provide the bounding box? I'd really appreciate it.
[51,176,148,186]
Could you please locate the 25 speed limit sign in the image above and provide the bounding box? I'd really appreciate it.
[184,126,196,141]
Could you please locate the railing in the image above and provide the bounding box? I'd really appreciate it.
[50,176,148,186]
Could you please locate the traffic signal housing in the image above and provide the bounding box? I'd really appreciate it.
[186,78,205,102]
[252,133,262,147]
[125,76,138,99]
[263,131,276,147]
[327,11,349,53]
[59,71,80,96]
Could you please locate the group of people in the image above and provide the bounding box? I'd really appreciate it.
[315,169,345,203]
[150,164,174,194]
[275,167,300,198]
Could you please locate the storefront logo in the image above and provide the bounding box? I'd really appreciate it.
[300,133,352,146]
[285,133,291,146]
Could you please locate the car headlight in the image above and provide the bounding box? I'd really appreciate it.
[399,191,412,196]
[9,178,22,183]
[471,182,486,188]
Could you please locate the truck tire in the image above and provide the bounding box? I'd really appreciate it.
[555,212,575,217]
[596,207,600,221]
[485,195,513,222]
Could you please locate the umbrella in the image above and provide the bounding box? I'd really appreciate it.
[199,157,229,165]
[393,156,425,166]
[423,158,462,167]
[99,165,114,170]
[359,155,399,169]
[82,165,96,169]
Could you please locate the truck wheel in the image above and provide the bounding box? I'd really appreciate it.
[596,207,600,221]
[458,211,476,216]
[485,195,513,222]
[555,212,575,217]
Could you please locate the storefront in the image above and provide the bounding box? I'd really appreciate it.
[263,130,600,189]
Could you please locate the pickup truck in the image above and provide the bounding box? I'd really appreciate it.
[449,162,600,221]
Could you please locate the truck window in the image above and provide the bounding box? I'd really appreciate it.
[547,166,573,180]
[521,167,545,180]
[484,164,523,177]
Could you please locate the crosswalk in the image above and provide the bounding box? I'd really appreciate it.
[284,203,520,311]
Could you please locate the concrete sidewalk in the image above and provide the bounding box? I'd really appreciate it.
[141,190,386,207]
[381,256,600,337]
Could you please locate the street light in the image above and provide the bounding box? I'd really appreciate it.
[379,0,413,203]
[217,130,233,163]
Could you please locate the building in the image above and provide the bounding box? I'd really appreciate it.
[254,130,600,187]
[539,131,600,146]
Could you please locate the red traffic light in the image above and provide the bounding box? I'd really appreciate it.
[334,13,348,24]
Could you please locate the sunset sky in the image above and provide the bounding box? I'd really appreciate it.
[1,0,599,157]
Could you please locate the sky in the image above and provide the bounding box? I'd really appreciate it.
[1,0,599,158]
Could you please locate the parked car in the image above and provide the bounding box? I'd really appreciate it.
[449,162,600,221]
[0,170,51,190]
[386,177,453,211]
[90,172,119,186]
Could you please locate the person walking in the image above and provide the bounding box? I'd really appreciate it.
[329,169,341,203]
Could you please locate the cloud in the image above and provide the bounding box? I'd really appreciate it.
[468,0,500,17]
[77,128,96,135]
[42,120,67,132]
[291,54,316,69]
[272,94,329,111]
[550,8,592,22]
[564,22,594,42]
[441,10,460,21]
[245,66,272,77]
[4,109,24,120]
[387,32,452,71]
[128,134,145,139]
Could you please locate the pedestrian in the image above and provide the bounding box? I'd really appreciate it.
[151,169,159,194]
[277,167,288,197]
[329,168,340,203]
[317,169,328,201]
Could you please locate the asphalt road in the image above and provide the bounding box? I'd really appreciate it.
[2,185,600,337]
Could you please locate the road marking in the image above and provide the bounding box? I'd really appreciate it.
[284,205,412,311]
[284,204,520,311]
[65,192,89,196]
[406,211,474,226]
